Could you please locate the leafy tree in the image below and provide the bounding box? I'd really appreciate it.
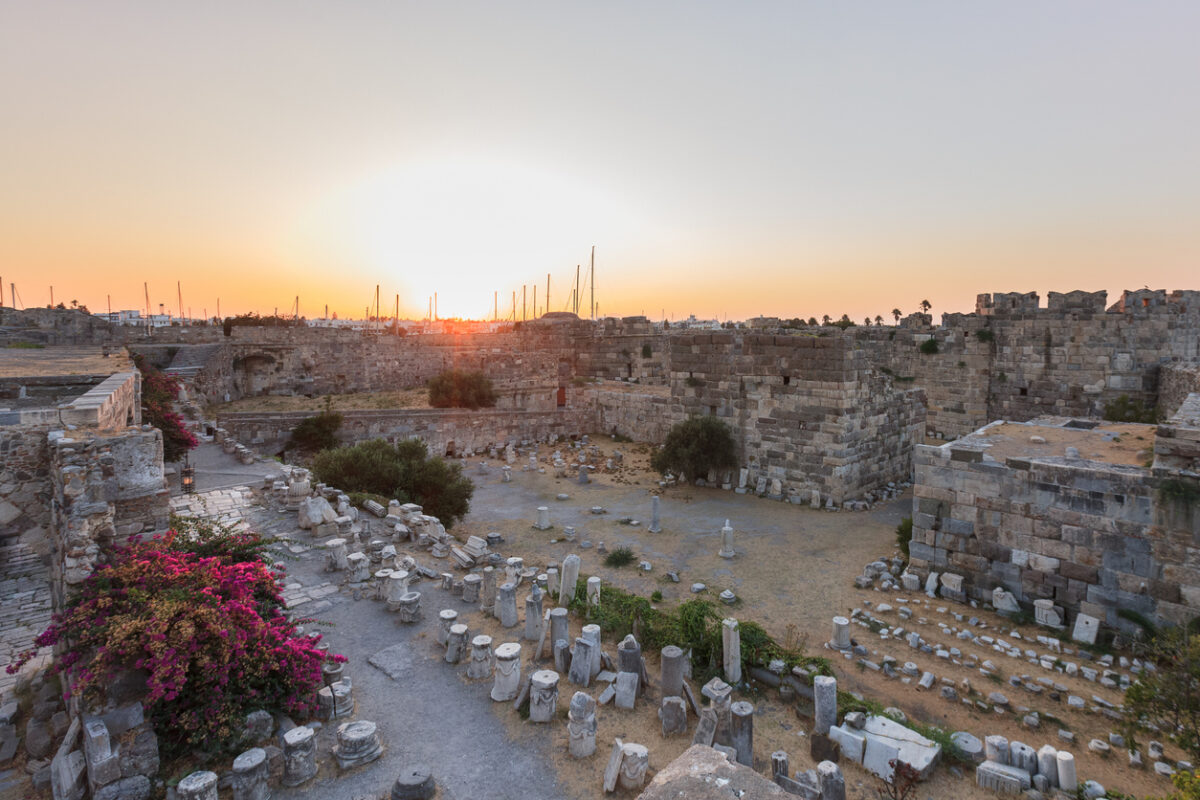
[1122,625,1200,762]
[892,308,902,323]
[287,404,343,453]
[428,370,496,409]
[650,416,737,481]
[821,314,832,326]
[134,355,197,462]
[311,438,475,527]
[807,317,818,326]
[834,314,856,329]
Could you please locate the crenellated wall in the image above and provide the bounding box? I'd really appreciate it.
[856,289,1200,440]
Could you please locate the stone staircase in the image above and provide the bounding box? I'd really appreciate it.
[0,541,52,700]
[163,343,223,378]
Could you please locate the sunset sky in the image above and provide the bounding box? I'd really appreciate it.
[3,2,1198,322]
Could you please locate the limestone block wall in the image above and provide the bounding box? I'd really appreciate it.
[1159,363,1200,419]
[593,386,674,443]
[223,328,562,406]
[58,371,141,430]
[1155,393,1200,473]
[217,407,593,457]
[49,427,168,606]
[910,425,1200,633]
[665,332,924,503]
[858,289,1200,441]
[0,424,53,547]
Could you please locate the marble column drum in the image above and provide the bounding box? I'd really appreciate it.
[281,726,318,787]
[177,771,219,800]
[462,573,482,604]
[467,635,494,679]
[529,670,560,723]
[231,748,268,800]
[437,609,458,645]
[491,643,523,702]
[445,623,469,664]
[395,591,421,623]
[567,692,597,757]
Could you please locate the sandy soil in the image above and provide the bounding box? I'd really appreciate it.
[975,421,1155,467]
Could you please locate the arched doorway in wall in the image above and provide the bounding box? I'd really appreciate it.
[232,353,277,396]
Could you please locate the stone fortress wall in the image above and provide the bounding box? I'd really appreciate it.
[657,332,925,504]
[17,287,1197,510]
[855,289,1200,441]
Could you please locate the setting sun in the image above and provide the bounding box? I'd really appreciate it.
[290,157,652,319]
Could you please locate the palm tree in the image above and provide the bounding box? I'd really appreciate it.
[874,315,884,326]
[864,317,872,327]
[821,314,832,326]
[920,299,931,313]
[891,308,902,324]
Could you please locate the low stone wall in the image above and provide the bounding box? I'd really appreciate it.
[218,407,594,456]
[909,421,1200,634]
[59,371,140,430]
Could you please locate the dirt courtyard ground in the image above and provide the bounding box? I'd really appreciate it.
[185,435,1176,799]
[446,437,1176,799]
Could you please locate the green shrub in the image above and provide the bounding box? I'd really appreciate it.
[287,407,342,453]
[562,582,828,685]
[641,343,652,358]
[650,416,737,480]
[312,438,474,527]
[919,338,939,355]
[134,355,198,463]
[975,328,995,343]
[651,590,663,602]
[896,516,913,561]
[605,547,636,568]
[685,376,703,387]
[1103,394,1157,424]
[428,370,496,409]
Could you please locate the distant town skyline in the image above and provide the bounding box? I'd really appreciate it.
[3,2,1198,321]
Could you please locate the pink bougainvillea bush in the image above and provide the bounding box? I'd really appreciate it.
[9,531,342,758]
[134,355,198,463]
